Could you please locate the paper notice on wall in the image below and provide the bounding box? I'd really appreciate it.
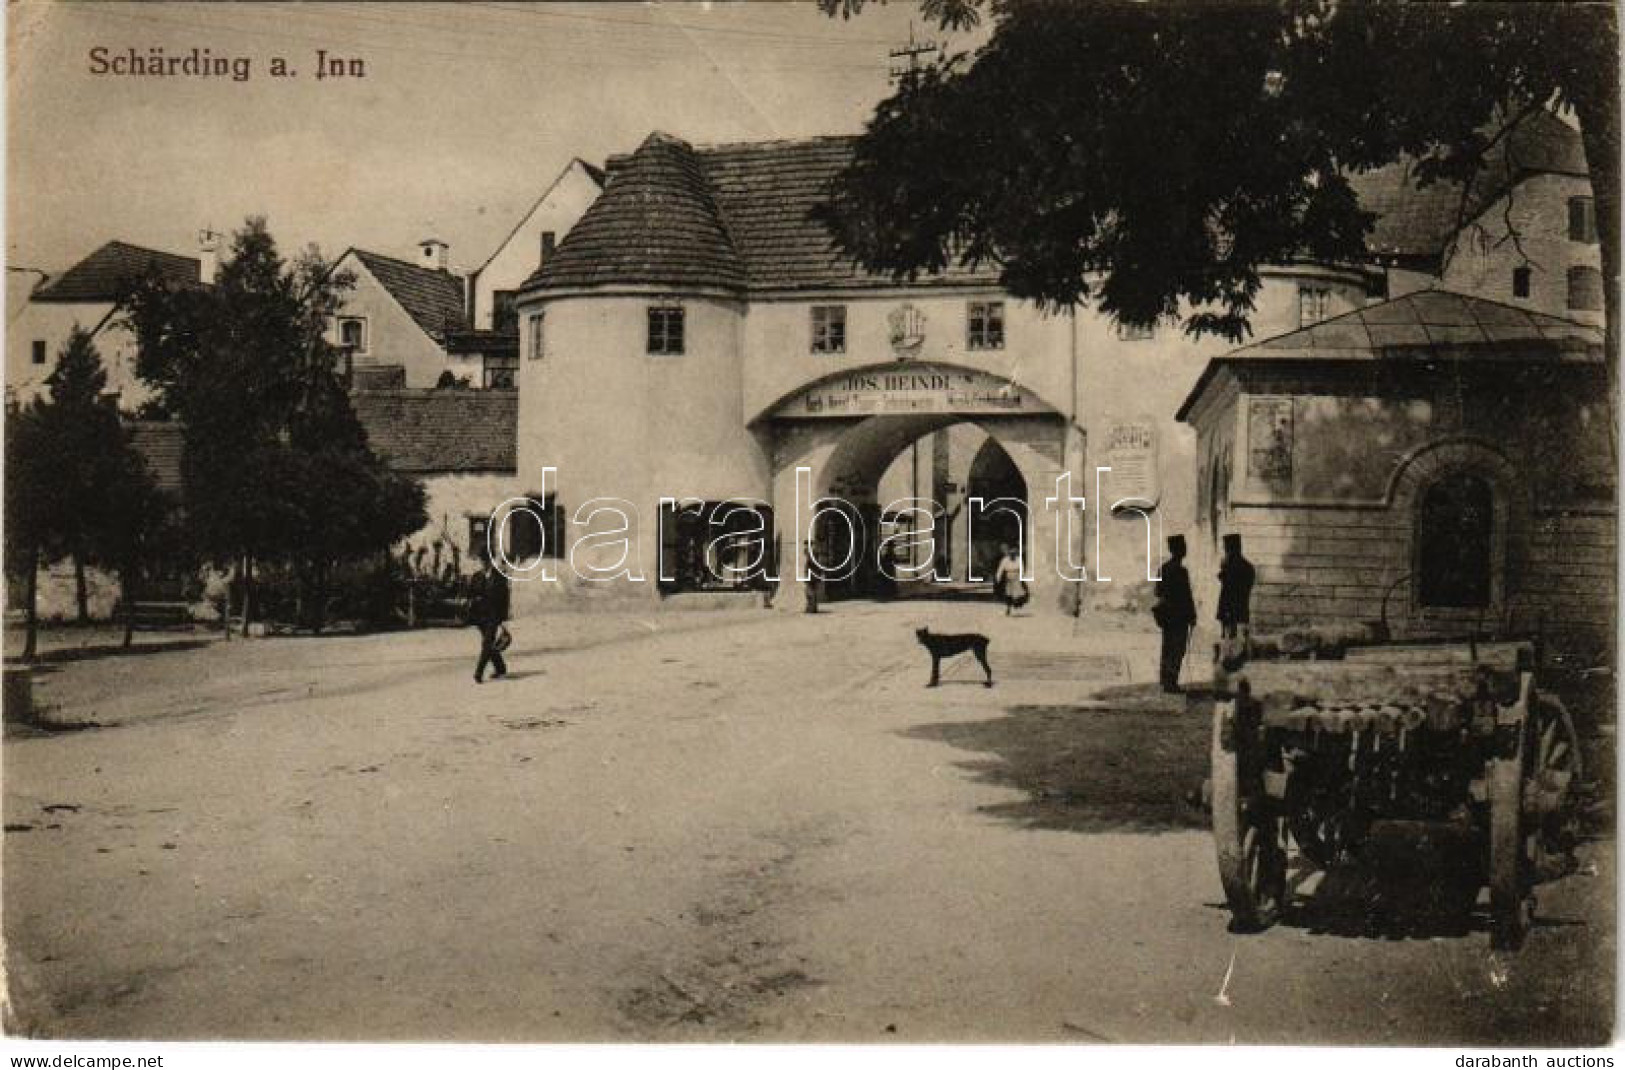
[1105,417,1159,512]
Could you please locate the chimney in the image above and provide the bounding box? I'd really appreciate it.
[197,228,220,285]
[418,238,449,273]
[540,230,556,267]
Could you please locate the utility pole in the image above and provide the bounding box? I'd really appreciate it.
[888,21,939,84]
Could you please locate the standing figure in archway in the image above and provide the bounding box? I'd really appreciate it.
[994,544,1028,615]
[1216,534,1256,640]
[1153,535,1196,694]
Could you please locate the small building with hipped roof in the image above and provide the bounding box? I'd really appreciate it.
[1176,289,1612,658]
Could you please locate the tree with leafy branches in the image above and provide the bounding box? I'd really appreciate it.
[818,0,1617,356]
[122,217,426,634]
[34,326,142,623]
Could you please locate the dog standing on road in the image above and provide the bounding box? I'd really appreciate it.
[915,627,994,688]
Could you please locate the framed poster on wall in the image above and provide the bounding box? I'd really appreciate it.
[1248,396,1294,481]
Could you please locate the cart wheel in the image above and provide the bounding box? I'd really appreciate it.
[1212,701,1286,932]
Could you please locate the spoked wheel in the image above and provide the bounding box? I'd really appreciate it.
[1212,699,1287,932]
[1490,689,1585,952]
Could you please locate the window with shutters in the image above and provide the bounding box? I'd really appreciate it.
[1298,286,1331,327]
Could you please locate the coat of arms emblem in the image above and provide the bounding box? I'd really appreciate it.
[887,304,926,357]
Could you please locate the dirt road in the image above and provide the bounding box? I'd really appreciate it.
[3,603,1614,1043]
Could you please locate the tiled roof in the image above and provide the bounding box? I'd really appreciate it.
[351,364,407,390]
[703,137,996,291]
[527,111,1587,295]
[1347,110,1588,260]
[33,241,201,303]
[352,388,517,473]
[528,132,747,292]
[524,133,997,295]
[443,328,518,355]
[1176,290,1604,420]
[128,420,184,493]
[350,249,468,340]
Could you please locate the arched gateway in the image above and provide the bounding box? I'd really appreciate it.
[759,362,1076,611]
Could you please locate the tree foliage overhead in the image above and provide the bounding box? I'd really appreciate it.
[816,0,1618,343]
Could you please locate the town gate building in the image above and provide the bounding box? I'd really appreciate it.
[508,132,1375,613]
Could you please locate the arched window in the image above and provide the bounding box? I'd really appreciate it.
[1567,266,1604,312]
[1417,473,1493,608]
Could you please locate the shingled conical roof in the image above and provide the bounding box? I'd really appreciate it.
[526,131,745,292]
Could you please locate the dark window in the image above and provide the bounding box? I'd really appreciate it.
[491,291,518,334]
[1417,474,1493,608]
[30,340,46,365]
[647,306,685,355]
[967,301,1004,350]
[811,305,846,353]
[527,311,545,361]
[338,317,367,353]
[487,495,564,562]
[1568,196,1597,243]
[1568,266,1604,311]
[1298,286,1331,327]
[1512,266,1531,299]
[483,354,518,389]
[1117,320,1154,342]
[657,500,774,592]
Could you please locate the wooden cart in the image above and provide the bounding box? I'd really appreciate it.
[1209,640,1581,949]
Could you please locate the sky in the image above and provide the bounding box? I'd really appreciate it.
[6,0,982,277]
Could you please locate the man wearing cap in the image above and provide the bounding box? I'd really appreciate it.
[1217,533,1256,640]
[1153,535,1197,693]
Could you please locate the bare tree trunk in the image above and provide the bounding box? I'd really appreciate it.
[23,546,39,662]
[241,555,255,638]
[72,552,90,624]
[121,564,136,649]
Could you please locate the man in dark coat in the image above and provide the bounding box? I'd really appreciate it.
[468,555,510,684]
[1217,533,1256,639]
[1154,535,1197,693]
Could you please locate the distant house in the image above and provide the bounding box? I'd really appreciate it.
[6,240,206,411]
[467,158,605,334]
[1349,110,1602,324]
[329,243,477,390]
[330,160,604,392]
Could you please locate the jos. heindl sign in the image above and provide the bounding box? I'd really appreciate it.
[781,363,1041,418]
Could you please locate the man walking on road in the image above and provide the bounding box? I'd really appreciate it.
[1153,535,1197,694]
[468,555,510,684]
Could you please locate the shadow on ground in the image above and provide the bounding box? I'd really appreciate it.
[15,638,216,669]
[901,693,1210,833]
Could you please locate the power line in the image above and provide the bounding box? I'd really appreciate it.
[888,20,940,84]
[66,3,891,72]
